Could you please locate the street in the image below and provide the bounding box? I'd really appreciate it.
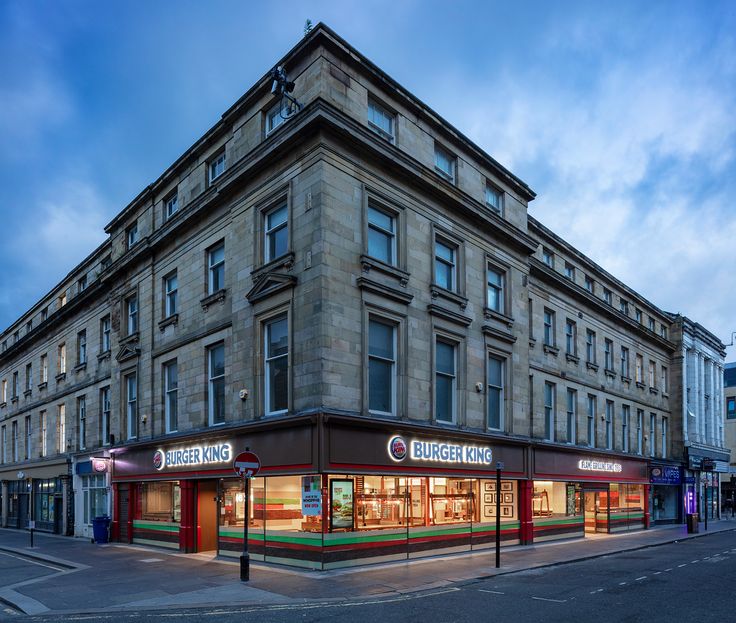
[2,530,734,622]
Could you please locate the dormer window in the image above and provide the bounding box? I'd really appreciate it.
[368,98,395,142]
[434,144,456,183]
[165,193,179,219]
[485,184,503,215]
[127,222,139,249]
[209,152,226,183]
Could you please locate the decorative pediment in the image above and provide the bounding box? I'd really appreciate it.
[116,342,140,362]
[247,272,297,304]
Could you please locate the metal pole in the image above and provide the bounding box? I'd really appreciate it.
[240,476,250,581]
[495,466,501,569]
[704,476,708,532]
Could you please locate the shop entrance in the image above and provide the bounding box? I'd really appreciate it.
[197,480,218,552]
[584,487,608,534]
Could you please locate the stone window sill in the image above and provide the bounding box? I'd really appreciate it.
[586,362,599,372]
[74,362,87,373]
[483,307,514,328]
[649,387,659,395]
[201,289,227,311]
[97,351,111,362]
[430,284,468,310]
[37,382,48,391]
[636,381,645,389]
[251,251,296,281]
[55,372,67,383]
[159,314,179,331]
[565,353,580,364]
[360,255,409,286]
[604,368,616,379]
[543,344,560,356]
[23,389,32,398]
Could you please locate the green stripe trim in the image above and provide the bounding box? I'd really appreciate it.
[533,517,584,527]
[324,532,409,546]
[132,521,180,533]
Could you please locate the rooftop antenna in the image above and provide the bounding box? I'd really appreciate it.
[304,19,313,36]
[269,65,303,122]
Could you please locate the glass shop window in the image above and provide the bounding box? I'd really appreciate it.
[354,475,408,530]
[140,482,181,522]
[531,481,581,518]
[221,477,265,530]
[264,475,314,532]
[429,477,475,525]
[479,479,518,521]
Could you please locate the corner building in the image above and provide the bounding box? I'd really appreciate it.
[0,25,726,568]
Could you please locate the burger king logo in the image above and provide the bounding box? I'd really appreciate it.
[153,450,165,471]
[388,436,407,462]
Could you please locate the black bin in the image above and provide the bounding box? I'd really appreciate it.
[686,513,699,534]
[92,516,111,544]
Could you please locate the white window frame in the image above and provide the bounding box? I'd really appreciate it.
[584,275,594,293]
[586,330,596,364]
[58,343,66,374]
[434,338,457,424]
[101,317,111,353]
[543,309,555,347]
[604,339,613,370]
[542,248,554,268]
[264,205,288,263]
[11,420,18,462]
[566,388,577,444]
[165,273,178,317]
[126,374,137,440]
[264,317,289,416]
[208,344,226,426]
[78,330,87,365]
[662,416,668,458]
[126,222,139,249]
[485,184,503,215]
[649,412,656,457]
[434,144,456,183]
[635,354,643,383]
[621,346,629,378]
[636,409,643,454]
[41,354,48,383]
[127,296,138,335]
[208,244,225,295]
[25,363,32,392]
[605,400,613,450]
[487,354,505,431]
[208,151,226,183]
[78,396,86,450]
[41,411,47,457]
[587,394,596,448]
[164,361,178,433]
[57,404,66,454]
[603,288,612,305]
[24,415,30,460]
[368,318,396,417]
[266,100,296,135]
[564,262,575,280]
[661,366,668,393]
[544,382,556,442]
[649,360,656,387]
[434,238,457,292]
[101,387,110,446]
[565,319,576,355]
[486,265,504,313]
[367,204,396,266]
[165,192,179,219]
[622,405,630,452]
[367,98,395,142]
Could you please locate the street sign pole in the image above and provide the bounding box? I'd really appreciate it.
[233,448,261,582]
[495,461,504,569]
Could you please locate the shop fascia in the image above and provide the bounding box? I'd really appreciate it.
[153,442,233,471]
[577,459,623,473]
[388,435,493,465]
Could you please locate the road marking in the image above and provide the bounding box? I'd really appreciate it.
[138,558,164,563]
[0,551,64,572]
[619,582,627,586]
[478,590,505,595]
[532,597,566,603]
[691,560,699,563]
[589,588,604,594]
[653,571,661,575]
[678,564,687,568]
[664,568,672,572]
[635,576,647,581]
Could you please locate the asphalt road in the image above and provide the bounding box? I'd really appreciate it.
[5,530,734,623]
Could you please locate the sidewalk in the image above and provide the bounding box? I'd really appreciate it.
[1,519,734,615]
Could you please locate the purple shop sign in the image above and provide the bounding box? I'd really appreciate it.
[649,466,682,485]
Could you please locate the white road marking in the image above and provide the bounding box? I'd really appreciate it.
[635,576,647,581]
[532,597,566,603]
[478,589,505,595]
[589,588,604,594]
[664,568,672,572]
[138,558,164,563]
[678,564,687,568]
[619,582,627,586]
[0,551,64,572]
[653,571,661,575]
[691,560,699,563]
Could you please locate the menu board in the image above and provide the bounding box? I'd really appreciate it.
[301,476,322,516]
[330,479,354,530]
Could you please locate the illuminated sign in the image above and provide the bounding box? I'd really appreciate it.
[388,436,493,466]
[577,459,622,473]
[154,443,232,471]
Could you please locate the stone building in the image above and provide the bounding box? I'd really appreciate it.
[720,362,736,506]
[0,24,726,567]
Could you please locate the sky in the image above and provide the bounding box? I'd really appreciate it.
[0,0,734,359]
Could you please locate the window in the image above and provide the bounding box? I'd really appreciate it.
[661,416,668,459]
[208,344,225,425]
[59,293,67,308]
[101,387,111,445]
[544,382,556,441]
[648,360,656,387]
[41,411,47,457]
[604,339,613,370]
[41,307,48,321]
[11,421,18,462]
[620,346,629,378]
[542,248,554,268]
[434,239,457,292]
[0,426,4,463]
[57,404,66,453]
[434,144,455,182]
[648,317,656,332]
[208,151,226,182]
[126,222,139,249]
[24,415,30,460]
[78,396,86,450]
[1,379,5,403]
[660,326,668,339]
[487,355,504,430]
[584,275,594,293]
[40,354,48,383]
[622,405,630,452]
[603,288,612,305]
[208,243,225,294]
[127,296,138,335]
[564,262,575,280]
[367,205,396,265]
[586,330,596,364]
[12,371,18,398]
[486,266,504,313]
[649,413,656,457]
[265,205,288,263]
[587,395,597,447]
[25,363,32,392]
[266,100,295,135]
[435,339,456,424]
[635,354,643,383]
[605,400,613,450]
[727,397,736,419]
[77,330,87,365]
[58,343,66,375]
[265,318,288,416]
[13,330,19,343]
[165,273,178,317]
[165,192,179,219]
[78,275,87,293]
[543,309,555,347]
[100,256,111,271]
[485,184,503,215]
[100,316,111,353]
[26,320,32,334]
[566,389,577,444]
[368,319,396,415]
[565,319,577,355]
[635,308,642,323]
[126,374,137,439]
[164,361,178,433]
[367,98,395,141]
[636,410,643,454]
[620,299,629,315]
[661,366,668,393]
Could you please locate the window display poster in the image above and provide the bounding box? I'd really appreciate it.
[330,480,354,530]
[301,476,322,516]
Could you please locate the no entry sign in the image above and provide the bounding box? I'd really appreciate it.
[233,451,261,478]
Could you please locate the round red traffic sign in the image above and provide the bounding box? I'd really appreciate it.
[233,451,261,478]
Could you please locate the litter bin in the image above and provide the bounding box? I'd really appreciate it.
[686,513,699,534]
[92,516,111,544]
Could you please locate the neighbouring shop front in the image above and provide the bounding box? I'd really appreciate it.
[110,415,531,570]
[649,463,683,525]
[73,454,111,539]
[531,448,649,542]
[686,449,730,521]
[0,459,70,533]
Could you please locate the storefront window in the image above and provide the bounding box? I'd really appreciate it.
[262,475,312,531]
[140,481,181,522]
[221,478,265,529]
[82,474,108,524]
[608,483,645,531]
[33,478,60,530]
[531,481,580,519]
[355,476,406,529]
[479,479,518,521]
[652,485,678,522]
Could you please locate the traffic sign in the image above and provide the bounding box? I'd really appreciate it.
[233,451,261,478]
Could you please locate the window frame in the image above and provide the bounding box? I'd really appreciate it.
[605,400,613,450]
[164,272,178,318]
[604,338,613,371]
[565,319,577,356]
[620,346,629,378]
[486,264,505,314]
[434,143,456,183]
[564,262,575,280]
[265,99,296,136]
[636,409,643,454]
[77,330,87,366]
[622,404,630,452]
[584,275,594,293]
[78,396,86,450]
[100,316,111,353]
[487,353,505,431]
[264,204,289,264]
[208,151,226,183]
[164,360,179,433]
[566,388,577,444]
[165,192,179,219]
[367,97,396,142]
[587,394,597,448]
[126,295,138,335]
[542,248,554,268]
[207,242,225,295]
[434,337,458,425]
[366,203,397,267]
[126,222,139,249]
[101,387,111,446]
[649,412,656,457]
[125,373,137,440]
[544,381,556,442]
[485,183,504,216]
[57,403,66,453]
[586,330,596,364]
[58,343,67,375]
[264,316,289,417]
[434,237,458,293]
[208,343,226,426]
[367,316,397,417]
[543,308,556,347]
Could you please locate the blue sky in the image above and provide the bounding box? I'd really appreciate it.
[1,0,735,358]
